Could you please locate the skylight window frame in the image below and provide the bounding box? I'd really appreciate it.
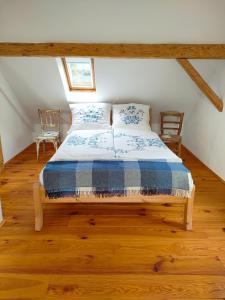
[62,57,96,92]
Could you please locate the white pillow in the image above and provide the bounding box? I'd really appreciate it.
[112,103,151,131]
[69,103,111,131]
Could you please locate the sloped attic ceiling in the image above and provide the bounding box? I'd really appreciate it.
[0,58,69,122]
[0,57,223,126]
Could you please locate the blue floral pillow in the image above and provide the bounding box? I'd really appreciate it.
[113,103,151,131]
[69,103,111,130]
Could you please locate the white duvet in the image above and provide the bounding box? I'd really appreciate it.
[113,128,181,162]
[50,129,115,161]
[40,128,182,185]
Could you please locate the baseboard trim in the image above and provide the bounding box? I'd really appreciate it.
[182,145,225,184]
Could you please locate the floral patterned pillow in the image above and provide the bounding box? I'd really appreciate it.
[69,103,111,130]
[112,103,151,131]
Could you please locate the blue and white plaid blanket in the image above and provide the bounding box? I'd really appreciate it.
[43,160,192,199]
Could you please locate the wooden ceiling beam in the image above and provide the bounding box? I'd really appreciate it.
[177,58,223,112]
[1,43,225,58]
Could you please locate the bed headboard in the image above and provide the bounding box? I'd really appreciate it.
[69,107,152,127]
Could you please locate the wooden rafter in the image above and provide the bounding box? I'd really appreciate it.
[1,43,225,58]
[177,59,223,112]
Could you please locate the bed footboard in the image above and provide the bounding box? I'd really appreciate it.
[33,183,43,231]
[33,182,195,232]
[184,185,195,230]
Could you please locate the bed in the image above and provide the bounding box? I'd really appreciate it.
[34,103,195,231]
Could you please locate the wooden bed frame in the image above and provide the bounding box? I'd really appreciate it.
[34,183,195,231]
[33,107,195,231]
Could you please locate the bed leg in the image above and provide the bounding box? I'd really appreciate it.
[184,186,195,231]
[33,182,43,231]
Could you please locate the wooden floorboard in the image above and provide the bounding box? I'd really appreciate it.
[0,144,225,299]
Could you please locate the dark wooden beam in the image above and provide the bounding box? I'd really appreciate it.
[1,43,225,58]
[177,59,223,112]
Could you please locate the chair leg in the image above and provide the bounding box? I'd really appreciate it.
[53,140,58,151]
[33,182,43,231]
[36,141,40,161]
[177,141,181,157]
[43,141,45,154]
[184,186,195,230]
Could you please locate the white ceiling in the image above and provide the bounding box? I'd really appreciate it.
[1,0,225,43]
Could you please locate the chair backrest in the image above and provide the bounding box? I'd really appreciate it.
[160,111,184,136]
[38,109,60,132]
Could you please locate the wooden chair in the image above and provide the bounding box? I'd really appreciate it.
[35,109,61,160]
[160,111,184,157]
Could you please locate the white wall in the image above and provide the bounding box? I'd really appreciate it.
[1,0,225,43]
[0,70,33,162]
[183,62,225,181]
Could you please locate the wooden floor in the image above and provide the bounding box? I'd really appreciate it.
[0,144,225,299]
